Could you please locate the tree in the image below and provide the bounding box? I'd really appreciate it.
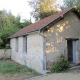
[0,10,7,30]
[61,0,80,10]
[0,24,19,48]
[21,19,32,28]
[0,9,32,48]
[28,0,59,21]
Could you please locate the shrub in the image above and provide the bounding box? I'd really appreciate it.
[50,55,69,73]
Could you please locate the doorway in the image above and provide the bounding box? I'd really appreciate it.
[67,39,79,63]
[67,40,73,62]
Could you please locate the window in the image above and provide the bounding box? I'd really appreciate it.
[16,38,19,52]
[23,36,27,52]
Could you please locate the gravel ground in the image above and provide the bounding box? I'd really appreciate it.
[25,67,80,80]
[25,73,80,80]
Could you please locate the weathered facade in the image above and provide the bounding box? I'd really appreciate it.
[43,13,80,68]
[10,33,45,74]
[10,7,80,74]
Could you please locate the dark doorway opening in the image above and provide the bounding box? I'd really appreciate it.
[67,40,73,62]
[66,38,79,63]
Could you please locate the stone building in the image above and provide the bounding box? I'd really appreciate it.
[9,7,80,74]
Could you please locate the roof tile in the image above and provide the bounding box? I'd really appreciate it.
[10,7,75,38]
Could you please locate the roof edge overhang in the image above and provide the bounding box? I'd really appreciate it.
[9,30,39,38]
[39,7,79,32]
[39,16,63,32]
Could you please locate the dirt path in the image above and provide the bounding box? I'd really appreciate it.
[25,73,80,80]
[25,68,80,80]
[0,73,38,80]
[0,70,80,80]
[0,72,80,80]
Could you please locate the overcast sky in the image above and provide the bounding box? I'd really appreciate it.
[0,0,35,22]
[0,0,63,23]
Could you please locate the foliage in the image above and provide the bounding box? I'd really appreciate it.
[0,25,19,48]
[0,38,3,45]
[39,10,57,20]
[21,19,32,28]
[0,59,33,74]
[61,0,80,10]
[28,0,59,21]
[0,9,32,48]
[50,55,69,73]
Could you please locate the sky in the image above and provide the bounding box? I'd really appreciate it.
[0,0,35,22]
[0,0,63,23]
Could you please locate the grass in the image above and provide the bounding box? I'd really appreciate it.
[0,59,34,74]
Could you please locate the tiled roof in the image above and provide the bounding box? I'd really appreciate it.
[10,7,75,38]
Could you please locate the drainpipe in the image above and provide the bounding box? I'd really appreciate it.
[38,30,46,71]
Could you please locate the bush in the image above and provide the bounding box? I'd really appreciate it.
[50,55,69,73]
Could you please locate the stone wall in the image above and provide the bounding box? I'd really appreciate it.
[10,33,45,74]
[43,12,80,68]
[0,49,11,59]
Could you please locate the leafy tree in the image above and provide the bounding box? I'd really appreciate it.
[28,0,59,21]
[0,10,7,30]
[0,24,19,48]
[61,0,80,10]
[0,10,32,48]
[21,19,32,28]
[0,38,3,46]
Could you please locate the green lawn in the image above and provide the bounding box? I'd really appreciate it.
[0,59,36,74]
